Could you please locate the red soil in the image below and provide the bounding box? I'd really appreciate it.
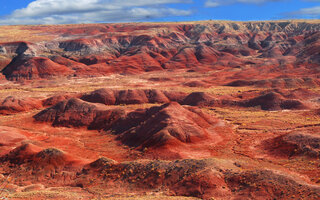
[0,126,27,147]
[0,21,319,199]
[0,96,43,115]
[0,73,6,82]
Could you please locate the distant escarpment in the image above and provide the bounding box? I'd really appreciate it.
[0,21,319,80]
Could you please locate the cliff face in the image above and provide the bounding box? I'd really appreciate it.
[0,21,319,80]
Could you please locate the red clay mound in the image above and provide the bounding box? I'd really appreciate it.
[264,132,320,158]
[81,158,233,199]
[114,89,149,104]
[2,56,74,80]
[109,53,162,74]
[164,47,199,69]
[143,89,170,103]
[81,88,116,105]
[285,88,320,99]
[226,78,320,88]
[2,144,84,176]
[241,92,283,110]
[184,81,211,88]
[87,157,117,169]
[81,89,170,105]
[0,146,83,187]
[33,148,82,169]
[81,157,320,199]
[50,56,87,70]
[0,126,27,147]
[242,92,306,110]
[148,77,174,82]
[182,92,217,107]
[34,98,125,130]
[2,143,43,164]
[109,102,218,150]
[75,62,115,76]
[225,169,320,199]
[42,93,79,106]
[0,96,42,115]
[163,91,188,103]
[226,80,254,87]
[280,99,307,110]
[194,45,220,64]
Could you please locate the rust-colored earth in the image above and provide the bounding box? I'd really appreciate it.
[0,20,319,200]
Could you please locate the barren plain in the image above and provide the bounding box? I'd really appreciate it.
[0,20,319,199]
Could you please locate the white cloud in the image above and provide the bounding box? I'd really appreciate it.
[286,6,320,18]
[205,0,283,7]
[0,0,193,25]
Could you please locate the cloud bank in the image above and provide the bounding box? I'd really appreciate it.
[286,6,320,18]
[0,0,192,25]
[205,0,283,7]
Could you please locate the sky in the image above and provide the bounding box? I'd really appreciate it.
[0,0,319,25]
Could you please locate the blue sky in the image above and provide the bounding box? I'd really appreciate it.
[0,0,319,25]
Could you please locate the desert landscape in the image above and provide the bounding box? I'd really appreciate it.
[0,20,319,199]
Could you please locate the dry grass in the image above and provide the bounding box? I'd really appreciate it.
[207,107,320,133]
[169,85,260,96]
[0,26,56,43]
[8,191,200,200]
[99,195,200,200]
[6,187,93,200]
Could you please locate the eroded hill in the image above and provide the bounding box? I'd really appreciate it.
[0,21,319,81]
[0,21,319,200]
